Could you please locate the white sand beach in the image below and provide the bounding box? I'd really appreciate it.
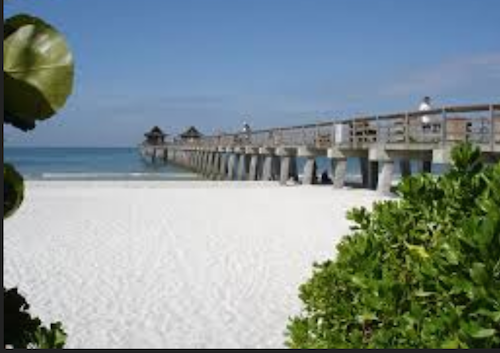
[4,181,386,349]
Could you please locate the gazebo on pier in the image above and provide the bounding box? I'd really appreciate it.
[179,126,203,143]
[144,126,167,146]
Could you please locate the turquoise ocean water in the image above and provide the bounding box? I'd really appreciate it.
[4,147,446,181]
[3,147,200,180]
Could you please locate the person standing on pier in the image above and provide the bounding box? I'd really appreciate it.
[242,121,251,134]
[242,121,252,144]
[419,96,433,133]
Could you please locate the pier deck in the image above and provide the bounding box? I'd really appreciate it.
[141,103,500,193]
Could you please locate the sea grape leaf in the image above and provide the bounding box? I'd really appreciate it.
[441,338,461,349]
[405,243,430,259]
[470,262,488,285]
[470,328,496,339]
[4,163,24,218]
[4,14,74,129]
[34,322,67,349]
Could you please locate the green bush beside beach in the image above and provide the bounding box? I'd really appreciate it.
[286,143,500,348]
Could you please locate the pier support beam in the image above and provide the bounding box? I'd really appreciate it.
[173,149,179,165]
[298,146,323,185]
[201,151,210,175]
[178,150,184,165]
[280,157,292,184]
[204,152,214,177]
[201,151,208,173]
[198,151,205,173]
[332,158,348,189]
[156,148,166,163]
[191,151,196,169]
[166,149,173,163]
[208,152,215,176]
[262,156,274,181]
[159,148,167,164]
[368,147,421,193]
[327,147,366,189]
[236,152,249,180]
[302,158,317,185]
[174,150,179,164]
[248,156,260,180]
[195,151,202,171]
[189,151,196,169]
[259,147,278,181]
[176,150,183,166]
[210,152,221,179]
[377,161,395,194]
[219,152,229,180]
[246,147,260,181]
[179,150,184,166]
[227,153,237,180]
[272,157,281,180]
[277,147,297,184]
[193,151,199,170]
[179,150,184,165]
[279,156,297,184]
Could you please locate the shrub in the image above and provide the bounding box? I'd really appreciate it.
[4,163,24,219]
[4,4,74,349]
[286,143,500,348]
[4,288,66,349]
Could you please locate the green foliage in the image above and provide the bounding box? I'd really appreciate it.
[4,163,24,218]
[4,14,74,131]
[286,143,500,348]
[4,288,67,349]
[4,5,74,349]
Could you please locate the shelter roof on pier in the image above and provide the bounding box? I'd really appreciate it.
[179,126,202,140]
[144,126,167,138]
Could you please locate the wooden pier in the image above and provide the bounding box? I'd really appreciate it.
[144,103,500,193]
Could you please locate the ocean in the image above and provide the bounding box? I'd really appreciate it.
[4,147,445,181]
[3,147,200,181]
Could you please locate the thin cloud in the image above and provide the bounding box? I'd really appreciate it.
[382,53,500,97]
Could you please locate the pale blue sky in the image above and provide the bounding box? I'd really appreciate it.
[4,0,500,147]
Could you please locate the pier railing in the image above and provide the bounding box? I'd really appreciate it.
[170,104,500,150]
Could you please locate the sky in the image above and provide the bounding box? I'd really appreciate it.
[4,0,500,147]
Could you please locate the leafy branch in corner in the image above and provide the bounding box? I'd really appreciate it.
[4,4,74,349]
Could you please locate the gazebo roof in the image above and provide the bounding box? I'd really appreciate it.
[180,126,202,139]
[145,126,167,137]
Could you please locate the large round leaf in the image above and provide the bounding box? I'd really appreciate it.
[4,14,74,131]
[4,163,24,218]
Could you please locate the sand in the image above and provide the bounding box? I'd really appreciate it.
[4,181,386,349]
